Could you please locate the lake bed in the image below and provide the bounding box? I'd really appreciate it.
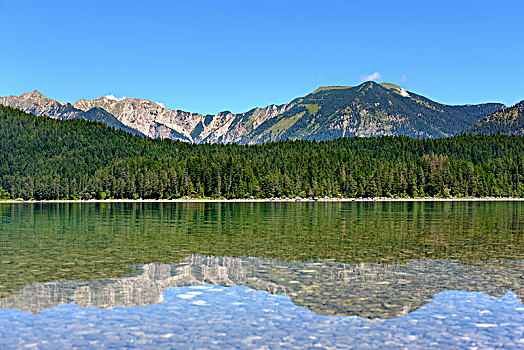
[0,201,522,348]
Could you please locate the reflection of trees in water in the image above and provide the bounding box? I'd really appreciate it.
[1,255,522,319]
[0,201,522,301]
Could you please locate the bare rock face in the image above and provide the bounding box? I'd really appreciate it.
[74,97,201,141]
[0,90,76,119]
[73,97,294,143]
[0,91,143,136]
[0,255,522,319]
[197,103,296,144]
[0,83,504,144]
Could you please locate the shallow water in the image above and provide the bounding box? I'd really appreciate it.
[0,202,523,348]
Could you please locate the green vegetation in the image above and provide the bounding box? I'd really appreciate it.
[378,83,402,90]
[468,101,524,135]
[267,111,305,136]
[2,105,524,200]
[247,81,503,143]
[302,103,321,115]
[0,201,522,298]
[0,187,10,200]
[311,86,353,94]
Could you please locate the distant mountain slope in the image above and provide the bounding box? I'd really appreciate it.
[73,97,294,143]
[2,104,524,200]
[238,82,504,142]
[0,91,144,136]
[1,83,504,143]
[467,101,524,135]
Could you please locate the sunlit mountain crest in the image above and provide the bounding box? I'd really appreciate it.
[0,83,504,144]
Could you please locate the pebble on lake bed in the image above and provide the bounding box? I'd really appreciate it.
[0,286,522,349]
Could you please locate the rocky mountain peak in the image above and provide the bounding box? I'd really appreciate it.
[359,81,379,90]
[0,91,143,136]
[379,83,411,97]
[96,96,119,103]
[20,90,49,101]
[1,85,507,143]
[311,86,353,94]
[28,90,44,97]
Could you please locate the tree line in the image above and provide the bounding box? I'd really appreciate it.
[1,105,524,200]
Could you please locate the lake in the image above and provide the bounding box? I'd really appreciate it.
[0,201,522,348]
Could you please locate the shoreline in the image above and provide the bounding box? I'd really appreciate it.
[1,197,524,204]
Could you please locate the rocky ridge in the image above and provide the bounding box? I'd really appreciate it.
[73,97,295,143]
[0,91,143,136]
[1,255,522,319]
[1,83,505,143]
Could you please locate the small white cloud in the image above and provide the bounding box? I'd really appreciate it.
[317,73,327,80]
[105,94,127,101]
[398,75,407,83]
[360,72,382,81]
[154,101,165,108]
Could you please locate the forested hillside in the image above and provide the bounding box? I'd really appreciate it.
[1,83,504,143]
[242,82,503,142]
[1,105,524,200]
[468,101,524,135]
[0,91,144,136]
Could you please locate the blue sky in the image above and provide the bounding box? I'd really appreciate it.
[1,0,523,115]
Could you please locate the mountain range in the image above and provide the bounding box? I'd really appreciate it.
[0,82,506,143]
[2,255,522,319]
[467,100,524,135]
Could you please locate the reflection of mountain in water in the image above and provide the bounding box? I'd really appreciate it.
[1,255,523,319]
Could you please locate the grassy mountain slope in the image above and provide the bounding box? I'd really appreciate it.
[238,82,504,143]
[2,105,524,200]
[1,84,504,144]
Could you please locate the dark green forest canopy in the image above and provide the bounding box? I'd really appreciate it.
[1,105,524,200]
